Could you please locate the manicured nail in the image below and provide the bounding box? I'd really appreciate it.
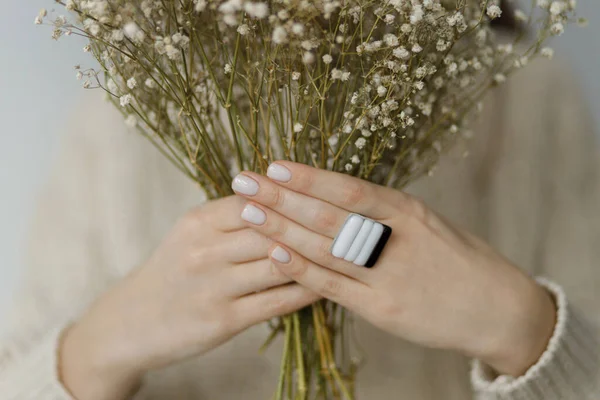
[271,246,291,263]
[232,174,259,195]
[241,204,266,225]
[267,163,292,182]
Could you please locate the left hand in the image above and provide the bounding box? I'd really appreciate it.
[231,161,557,377]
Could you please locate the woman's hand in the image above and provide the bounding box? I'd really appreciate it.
[232,161,557,378]
[59,196,319,400]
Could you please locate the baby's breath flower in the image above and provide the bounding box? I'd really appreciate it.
[514,10,528,22]
[331,69,343,80]
[551,22,565,35]
[124,22,145,42]
[224,64,232,74]
[410,5,424,24]
[125,115,137,128]
[293,123,304,133]
[493,73,507,84]
[291,23,305,36]
[145,78,156,89]
[550,1,564,15]
[322,54,333,64]
[111,30,124,42]
[351,155,361,164]
[383,34,399,47]
[541,47,555,59]
[127,78,137,89]
[486,5,502,19]
[272,26,288,44]
[244,2,269,18]
[355,137,367,149]
[194,0,207,12]
[120,94,133,107]
[237,24,250,36]
[35,9,47,25]
[302,52,315,64]
[393,47,410,60]
[292,72,301,81]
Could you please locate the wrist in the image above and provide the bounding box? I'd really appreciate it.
[59,322,144,400]
[477,276,557,377]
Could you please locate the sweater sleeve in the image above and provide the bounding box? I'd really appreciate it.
[469,61,600,399]
[0,329,74,399]
[471,279,600,400]
[0,93,140,399]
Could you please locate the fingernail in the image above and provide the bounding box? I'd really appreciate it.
[267,163,292,182]
[232,174,259,195]
[271,246,291,263]
[241,204,266,225]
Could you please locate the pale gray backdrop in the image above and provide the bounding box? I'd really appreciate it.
[0,2,599,324]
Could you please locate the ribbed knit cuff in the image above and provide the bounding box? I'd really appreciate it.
[471,278,600,400]
[0,327,74,400]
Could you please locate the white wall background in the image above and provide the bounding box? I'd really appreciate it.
[0,2,599,325]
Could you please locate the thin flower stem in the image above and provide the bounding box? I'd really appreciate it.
[275,316,292,400]
[293,312,307,400]
[225,32,245,171]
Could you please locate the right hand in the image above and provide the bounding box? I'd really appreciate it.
[59,196,319,400]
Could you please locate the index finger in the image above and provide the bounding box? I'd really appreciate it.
[265,161,394,219]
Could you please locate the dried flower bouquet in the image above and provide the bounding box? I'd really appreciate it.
[37,0,581,398]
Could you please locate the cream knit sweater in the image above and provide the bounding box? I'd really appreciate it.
[0,61,599,400]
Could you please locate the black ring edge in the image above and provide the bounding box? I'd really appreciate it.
[364,224,392,268]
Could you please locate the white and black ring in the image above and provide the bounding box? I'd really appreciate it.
[330,213,392,268]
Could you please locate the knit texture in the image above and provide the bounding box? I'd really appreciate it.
[0,328,72,400]
[472,279,600,400]
[0,61,598,399]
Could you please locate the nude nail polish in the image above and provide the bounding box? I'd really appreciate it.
[271,246,291,263]
[232,174,259,195]
[241,204,266,225]
[267,163,292,182]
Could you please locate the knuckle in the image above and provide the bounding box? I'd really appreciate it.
[285,257,308,278]
[320,278,343,299]
[269,261,287,279]
[313,207,339,232]
[267,187,286,209]
[298,168,315,193]
[316,240,334,261]
[268,217,288,241]
[376,294,404,323]
[340,181,368,208]
[264,292,288,317]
